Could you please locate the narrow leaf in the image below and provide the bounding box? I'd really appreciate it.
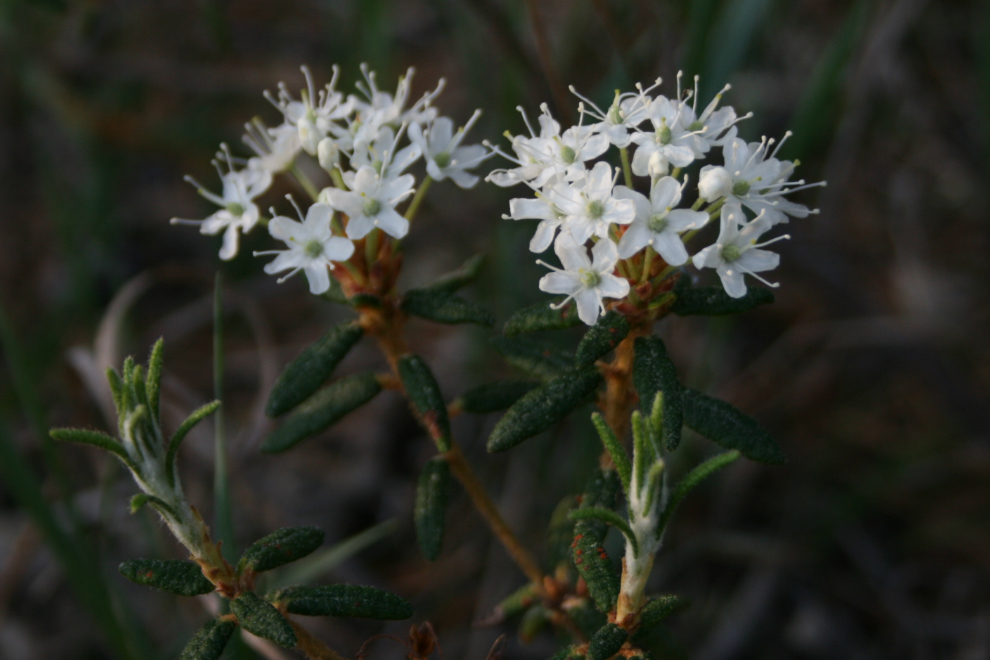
[502,298,582,336]
[587,623,627,660]
[179,618,237,660]
[591,414,630,496]
[519,604,551,642]
[230,591,296,648]
[267,584,414,620]
[681,389,785,464]
[166,401,221,485]
[487,369,602,453]
[547,495,578,569]
[266,322,364,417]
[119,559,214,596]
[262,372,382,453]
[632,595,688,640]
[490,336,574,380]
[491,582,540,621]
[656,450,740,540]
[414,457,450,561]
[572,469,621,613]
[146,338,165,421]
[129,493,177,518]
[670,285,774,316]
[422,253,485,293]
[239,526,325,574]
[568,508,638,556]
[397,355,451,452]
[348,293,382,309]
[401,289,494,326]
[49,428,135,470]
[574,312,630,369]
[633,338,683,451]
[457,380,539,414]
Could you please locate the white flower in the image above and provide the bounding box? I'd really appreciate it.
[349,64,445,150]
[629,96,702,175]
[171,150,272,261]
[616,177,708,265]
[408,110,492,189]
[666,73,746,154]
[538,235,630,325]
[349,125,422,181]
[266,65,354,155]
[698,166,733,202]
[323,165,415,240]
[691,204,789,298]
[548,161,635,245]
[699,135,825,224]
[255,202,354,294]
[569,79,661,148]
[503,185,564,253]
[243,118,301,173]
[484,105,562,188]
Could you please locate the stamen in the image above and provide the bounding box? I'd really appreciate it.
[286,194,306,222]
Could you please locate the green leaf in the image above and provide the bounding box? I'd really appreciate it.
[238,526,325,574]
[492,582,540,621]
[490,336,574,380]
[681,389,784,464]
[656,450,740,540]
[348,293,382,309]
[670,285,774,316]
[547,495,578,569]
[128,493,177,518]
[457,380,539,414]
[572,469,621,614]
[566,598,608,640]
[502,298,582,336]
[633,338,683,451]
[422,253,485,293]
[401,289,494,326]
[568,508,638,557]
[229,591,296,648]
[179,618,237,660]
[588,623,628,660]
[49,427,136,471]
[118,559,214,596]
[266,322,364,417]
[414,457,450,561]
[146,338,165,421]
[262,372,382,453]
[591,413,630,496]
[166,401,221,486]
[267,584,414,620]
[575,312,630,369]
[321,277,349,304]
[487,369,602,453]
[632,595,688,641]
[519,604,551,642]
[397,355,451,452]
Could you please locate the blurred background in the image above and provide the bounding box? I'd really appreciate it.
[1,0,988,658]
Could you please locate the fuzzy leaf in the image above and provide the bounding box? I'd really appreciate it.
[568,508,638,556]
[681,389,785,464]
[401,289,494,326]
[239,526,325,574]
[347,293,382,309]
[414,457,450,561]
[128,493,176,517]
[591,413,631,496]
[146,338,165,421]
[119,559,214,596]
[566,599,608,640]
[422,254,485,293]
[632,595,688,641]
[575,312,630,369]
[670,285,774,316]
[457,380,539,414]
[519,604,551,642]
[230,591,296,648]
[588,623,627,660]
[490,336,574,380]
[502,298,582,336]
[166,401,221,485]
[572,469,621,614]
[262,372,382,453]
[49,428,134,469]
[179,618,237,660]
[657,451,740,540]
[266,322,364,417]
[267,584,414,620]
[492,582,540,621]
[487,369,602,453]
[633,338,683,451]
[398,355,451,452]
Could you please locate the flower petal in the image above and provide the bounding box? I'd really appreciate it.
[373,207,409,239]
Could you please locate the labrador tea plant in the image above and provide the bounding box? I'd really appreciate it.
[52,65,822,659]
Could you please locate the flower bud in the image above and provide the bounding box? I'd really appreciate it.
[648,152,669,181]
[318,138,339,172]
[298,117,321,155]
[698,166,733,202]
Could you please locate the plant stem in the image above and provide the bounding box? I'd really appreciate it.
[639,246,655,284]
[287,618,347,660]
[213,272,235,560]
[365,228,381,268]
[619,147,634,188]
[600,326,648,454]
[404,176,433,222]
[330,167,348,191]
[289,164,320,202]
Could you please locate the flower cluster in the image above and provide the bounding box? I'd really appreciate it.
[489,73,823,325]
[172,65,491,296]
